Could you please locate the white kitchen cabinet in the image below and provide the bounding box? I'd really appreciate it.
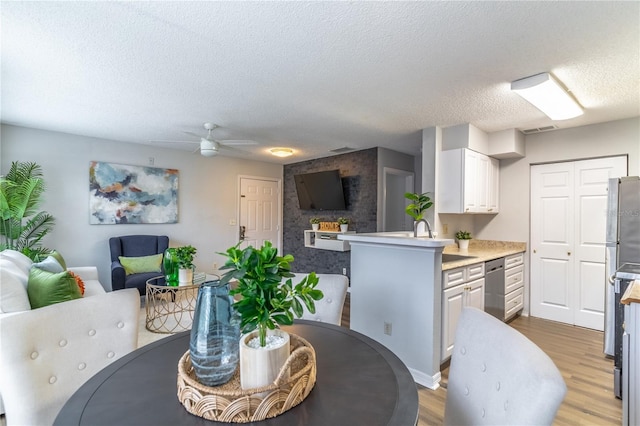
[441,262,485,361]
[439,148,499,214]
[503,253,524,320]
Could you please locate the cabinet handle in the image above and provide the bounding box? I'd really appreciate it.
[568,251,571,256]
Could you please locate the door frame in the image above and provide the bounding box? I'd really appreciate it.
[382,167,415,232]
[237,175,283,252]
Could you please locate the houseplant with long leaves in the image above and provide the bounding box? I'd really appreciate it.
[0,161,55,260]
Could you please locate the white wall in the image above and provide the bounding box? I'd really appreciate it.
[1,124,283,289]
[476,117,639,241]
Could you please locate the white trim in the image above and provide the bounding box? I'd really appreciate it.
[410,368,441,390]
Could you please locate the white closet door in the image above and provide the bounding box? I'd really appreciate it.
[530,156,627,329]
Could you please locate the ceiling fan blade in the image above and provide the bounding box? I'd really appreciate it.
[183,131,202,138]
[219,140,258,146]
[149,139,199,144]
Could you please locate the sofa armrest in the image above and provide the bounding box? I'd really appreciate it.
[111,260,126,291]
[67,266,99,281]
[0,288,140,426]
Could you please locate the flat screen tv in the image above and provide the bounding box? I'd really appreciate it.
[294,169,346,210]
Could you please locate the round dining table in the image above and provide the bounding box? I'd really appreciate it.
[54,320,419,425]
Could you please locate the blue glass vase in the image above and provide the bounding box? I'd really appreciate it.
[189,280,240,386]
[163,248,179,286]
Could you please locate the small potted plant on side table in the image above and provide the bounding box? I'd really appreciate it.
[175,245,197,285]
[219,241,323,390]
[337,217,349,232]
[310,217,321,231]
[455,230,472,250]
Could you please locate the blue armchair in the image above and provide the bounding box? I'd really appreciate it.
[109,235,169,294]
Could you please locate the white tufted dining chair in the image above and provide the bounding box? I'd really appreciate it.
[444,307,567,426]
[291,273,348,326]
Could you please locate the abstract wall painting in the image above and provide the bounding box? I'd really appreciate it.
[89,161,178,224]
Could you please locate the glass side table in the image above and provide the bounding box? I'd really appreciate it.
[145,274,218,334]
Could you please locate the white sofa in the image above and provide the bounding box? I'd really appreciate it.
[0,250,140,426]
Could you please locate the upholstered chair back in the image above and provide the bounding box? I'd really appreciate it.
[444,307,566,425]
[291,273,348,326]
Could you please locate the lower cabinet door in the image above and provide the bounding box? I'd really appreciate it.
[442,284,465,361]
[467,278,485,311]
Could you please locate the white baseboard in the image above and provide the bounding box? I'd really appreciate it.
[409,368,441,390]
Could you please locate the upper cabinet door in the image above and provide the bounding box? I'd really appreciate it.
[439,148,499,214]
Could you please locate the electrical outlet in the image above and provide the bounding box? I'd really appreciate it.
[384,322,392,336]
[443,223,449,234]
[342,268,347,275]
[148,156,155,166]
[229,219,237,226]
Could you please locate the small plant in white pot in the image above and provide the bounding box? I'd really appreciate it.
[219,241,323,390]
[337,217,349,232]
[175,245,197,285]
[309,217,321,231]
[455,230,472,250]
[404,192,434,237]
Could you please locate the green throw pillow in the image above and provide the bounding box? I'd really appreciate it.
[119,253,163,275]
[27,267,82,309]
[50,250,67,270]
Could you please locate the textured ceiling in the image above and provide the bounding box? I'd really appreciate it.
[1,1,639,164]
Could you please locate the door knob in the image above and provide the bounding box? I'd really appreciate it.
[568,251,571,256]
[239,225,246,240]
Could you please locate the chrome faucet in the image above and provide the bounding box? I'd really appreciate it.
[413,218,434,238]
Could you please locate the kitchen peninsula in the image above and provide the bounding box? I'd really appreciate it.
[339,232,453,389]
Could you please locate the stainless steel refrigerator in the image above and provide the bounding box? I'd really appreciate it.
[604,176,640,398]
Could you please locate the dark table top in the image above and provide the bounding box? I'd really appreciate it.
[55,320,418,426]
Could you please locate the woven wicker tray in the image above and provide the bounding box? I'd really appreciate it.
[177,333,316,423]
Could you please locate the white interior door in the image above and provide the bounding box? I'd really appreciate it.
[530,156,627,330]
[239,177,281,250]
[382,168,414,231]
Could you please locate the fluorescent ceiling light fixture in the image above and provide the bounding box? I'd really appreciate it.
[270,148,294,157]
[511,72,583,120]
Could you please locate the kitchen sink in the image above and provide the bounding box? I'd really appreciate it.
[442,254,477,263]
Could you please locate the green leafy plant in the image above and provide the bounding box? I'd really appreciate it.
[404,192,433,221]
[219,241,323,347]
[337,217,349,225]
[0,161,55,260]
[309,217,321,224]
[455,230,472,240]
[175,245,197,269]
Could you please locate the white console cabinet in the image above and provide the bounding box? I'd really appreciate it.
[439,148,499,214]
[304,230,354,251]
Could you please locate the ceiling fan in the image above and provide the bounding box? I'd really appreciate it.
[150,122,258,157]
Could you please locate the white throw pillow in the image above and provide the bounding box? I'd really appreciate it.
[0,261,31,313]
[0,250,33,275]
[32,256,64,273]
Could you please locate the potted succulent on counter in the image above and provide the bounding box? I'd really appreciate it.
[219,241,323,389]
[337,217,349,232]
[455,230,472,250]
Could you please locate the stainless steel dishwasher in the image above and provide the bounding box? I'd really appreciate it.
[484,257,505,321]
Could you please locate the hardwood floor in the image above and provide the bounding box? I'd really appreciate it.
[340,294,622,425]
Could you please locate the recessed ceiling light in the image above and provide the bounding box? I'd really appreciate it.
[511,72,583,120]
[270,148,294,157]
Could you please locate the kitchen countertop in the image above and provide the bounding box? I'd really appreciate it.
[622,280,640,305]
[442,239,527,270]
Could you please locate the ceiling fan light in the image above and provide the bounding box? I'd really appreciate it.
[201,149,217,157]
[270,148,294,157]
[511,72,583,120]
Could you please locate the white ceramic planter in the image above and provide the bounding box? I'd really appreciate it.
[312,223,319,231]
[239,329,290,390]
[178,268,193,285]
[340,224,348,232]
[457,239,470,250]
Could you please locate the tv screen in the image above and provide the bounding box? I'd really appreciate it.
[294,170,346,210]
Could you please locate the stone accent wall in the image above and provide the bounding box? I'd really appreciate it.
[283,148,378,276]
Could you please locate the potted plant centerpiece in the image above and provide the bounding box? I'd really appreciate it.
[404,192,433,237]
[310,217,321,231]
[337,217,349,232]
[175,245,197,285]
[219,241,322,390]
[455,230,472,250]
